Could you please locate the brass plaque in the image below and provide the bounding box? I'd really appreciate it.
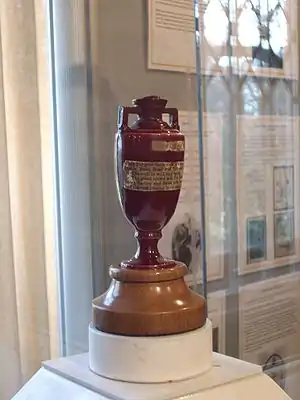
[151,140,184,152]
[123,160,184,191]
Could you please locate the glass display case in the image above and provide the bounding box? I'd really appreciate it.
[50,0,300,398]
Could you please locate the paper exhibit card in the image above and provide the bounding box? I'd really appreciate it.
[159,111,224,283]
[207,290,226,354]
[147,0,196,72]
[147,0,230,74]
[236,116,300,275]
[239,274,300,396]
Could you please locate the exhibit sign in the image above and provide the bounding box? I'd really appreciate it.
[239,274,300,398]
[147,0,197,73]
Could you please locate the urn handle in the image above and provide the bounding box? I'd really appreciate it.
[164,108,179,130]
[117,106,141,131]
[117,103,180,131]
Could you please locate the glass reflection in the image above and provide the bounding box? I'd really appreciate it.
[201,0,288,71]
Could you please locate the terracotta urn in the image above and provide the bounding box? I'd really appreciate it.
[92,96,206,336]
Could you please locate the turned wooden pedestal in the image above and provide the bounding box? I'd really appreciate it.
[92,262,206,336]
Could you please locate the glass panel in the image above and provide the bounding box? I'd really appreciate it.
[50,0,208,353]
[195,0,300,396]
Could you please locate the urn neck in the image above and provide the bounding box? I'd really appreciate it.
[132,95,168,130]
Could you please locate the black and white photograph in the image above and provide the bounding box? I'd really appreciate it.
[246,216,267,264]
[274,165,294,211]
[274,211,295,258]
[171,213,201,276]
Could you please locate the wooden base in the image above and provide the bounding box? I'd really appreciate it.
[92,262,206,336]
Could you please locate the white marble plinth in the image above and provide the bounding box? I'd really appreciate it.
[89,319,212,383]
[13,352,291,399]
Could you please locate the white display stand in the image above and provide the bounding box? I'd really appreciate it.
[89,321,213,383]
[13,319,291,399]
[13,352,290,399]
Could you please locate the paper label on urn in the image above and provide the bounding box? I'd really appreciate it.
[151,140,184,152]
[123,160,184,191]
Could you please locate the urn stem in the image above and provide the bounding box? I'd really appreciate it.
[134,231,163,265]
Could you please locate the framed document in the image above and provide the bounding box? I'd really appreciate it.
[236,116,300,275]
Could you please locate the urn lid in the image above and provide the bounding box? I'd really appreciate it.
[129,95,179,131]
[132,95,168,112]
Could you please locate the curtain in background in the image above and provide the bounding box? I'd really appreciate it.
[0,1,59,398]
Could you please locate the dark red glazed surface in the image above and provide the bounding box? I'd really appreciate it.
[115,96,184,268]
